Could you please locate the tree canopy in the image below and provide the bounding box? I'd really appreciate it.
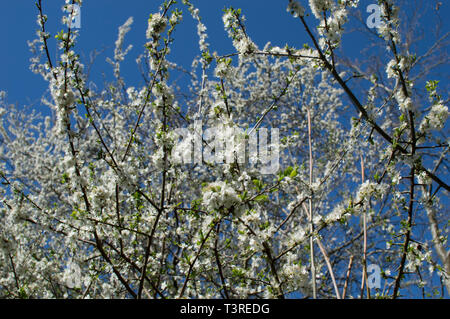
[0,0,448,299]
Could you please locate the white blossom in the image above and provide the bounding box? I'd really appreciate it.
[202,181,241,211]
[287,0,305,18]
[146,13,167,39]
[309,0,333,19]
[420,103,448,131]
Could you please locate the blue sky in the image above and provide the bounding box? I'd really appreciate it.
[1,1,448,108]
[0,0,309,107]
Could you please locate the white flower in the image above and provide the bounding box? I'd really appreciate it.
[197,22,208,52]
[290,227,306,245]
[394,89,413,112]
[214,60,230,78]
[313,214,323,226]
[222,11,234,28]
[63,259,82,289]
[169,11,181,25]
[416,170,431,186]
[116,17,133,54]
[287,0,305,18]
[386,59,397,78]
[325,204,347,224]
[391,172,401,185]
[151,147,165,169]
[309,0,333,19]
[202,181,241,211]
[146,13,167,39]
[126,87,136,100]
[420,103,448,131]
[356,181,385,202]
[399,97,413,112]
[269,46,288,55]
[234,37,257,56]
[201,214,215,234]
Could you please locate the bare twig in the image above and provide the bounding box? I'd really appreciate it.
[342,255,354,299]
[306,107,317,299]
[360,155,370,299]
[316,237,341,299]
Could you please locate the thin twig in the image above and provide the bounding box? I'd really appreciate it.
[342,255,354,299]
[360,155,370,299]
[306,107,317,299]
[316,237,341,299]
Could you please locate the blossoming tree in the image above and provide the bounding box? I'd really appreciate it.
[0,0,448,298]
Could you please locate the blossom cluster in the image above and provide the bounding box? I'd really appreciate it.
[222,8,257,56]
[146,13,167,40]
[287,0,305,18]
[419,103,449,132]
[202,181,241,211]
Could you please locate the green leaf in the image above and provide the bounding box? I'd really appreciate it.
[283,166,293,177]
[254,194,268,202]
[289,166,298,178]
[252,179,262,190]
[239,190,248,200]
